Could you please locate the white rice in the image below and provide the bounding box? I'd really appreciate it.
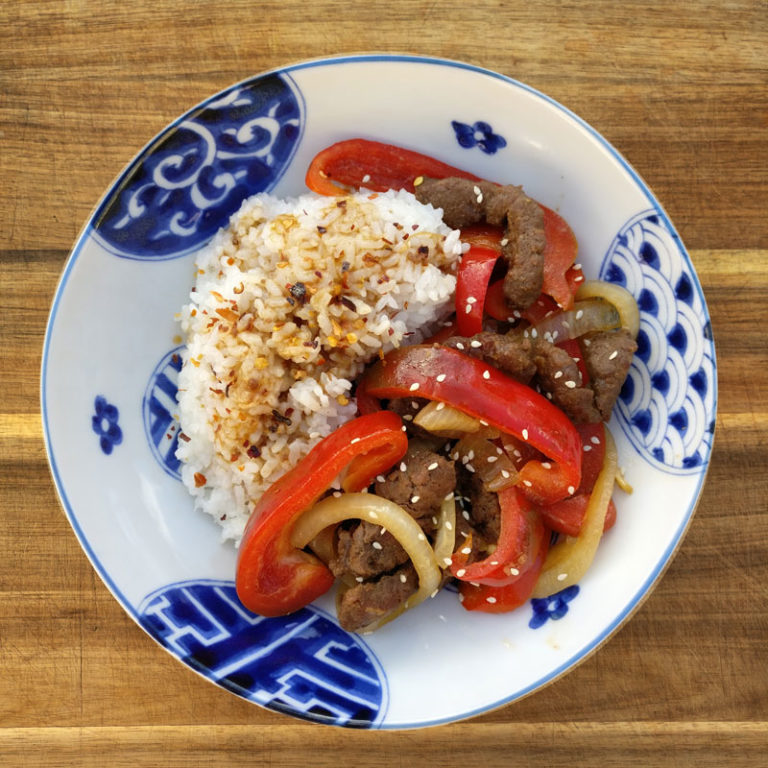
[176,189,463,542]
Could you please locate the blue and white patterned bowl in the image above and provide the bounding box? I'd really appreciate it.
[41,55,716,729]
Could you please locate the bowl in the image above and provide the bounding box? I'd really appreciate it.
[41,54,716,729]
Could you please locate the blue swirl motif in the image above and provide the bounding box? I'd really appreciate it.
[139,581,387,727]
[529,586,580,629]
[602,211,716,473]
[92,395,123,455]
[451,120,507,155]
[92,74,302,260]
[143,347,184,479]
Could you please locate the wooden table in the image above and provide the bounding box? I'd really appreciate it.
[2,1,766,765]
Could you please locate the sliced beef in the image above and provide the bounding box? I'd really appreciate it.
[373,440,456,520]
[582,329,637,420]
[415,177,545,309]
[444,331,536,383]
[331,521,409,579]
[531,337,603,423]
[336,563,418,633]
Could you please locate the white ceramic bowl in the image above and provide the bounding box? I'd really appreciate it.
[42,55,716,729]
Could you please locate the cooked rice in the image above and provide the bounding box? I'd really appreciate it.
[176,189,463,542]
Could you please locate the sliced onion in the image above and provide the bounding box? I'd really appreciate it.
[532,427,618,597]
[453,431,518,492]
[290,493,442,631]
[413,400,481,436]
[432,494,457,566]
[576,280,640,338]
[533,299,620,343]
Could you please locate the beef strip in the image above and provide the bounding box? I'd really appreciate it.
[336,563,418,633]
[443,331,536,383]
[452,464,501,563]
[582,329,638,420]
[331,521,410,580]
[373,440,456,520]
[414,177,545,309]
[530,336,603,423]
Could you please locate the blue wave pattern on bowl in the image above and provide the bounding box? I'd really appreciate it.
[142,347,184,479]
[91,74,302,260]
[138,580,387,727]
[601,210,716,473]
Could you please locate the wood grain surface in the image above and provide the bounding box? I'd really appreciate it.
[1,0,766,765]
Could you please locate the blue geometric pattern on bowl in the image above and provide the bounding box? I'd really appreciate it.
[138,580,387,727]
[142,347,184,479]
[601,210,716,473]
[91,74,303,260]
[529,585,580,629]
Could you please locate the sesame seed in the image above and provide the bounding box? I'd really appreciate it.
[568,485,575,495]
[399,573,407,583]
[372,541,383,550]
[564,380,577,388]
[462,510,470,520]
[413,175,424,187]
[465,303,473,314]
[356,576,364,583]
[333,491,342,498]
[411,495,421,504]
[362,174,371,183]
[456,342,465,350]
[456,568,467,578]
[428,462,439,471]
[483,370,491,379]
[530,327,538,338]
[554,370,563,379]
[480,419,489,426]
[507,567,520,576]
[436,402,445,412]
[487,455,498,463]
[401,425,407,431]
[400,462,407,472]
[522,428,529,440]
[576,310,584,320]
[436,373,447,382]
[490,560,499,566]
[411,401,420,409]
[584,445,592,452]
[432,516,439,526]
[609,350,619,360]
[523,479,532,487]
[430,589,439,598]
[500,238,509,247]
[418,533,426,541]
[591,436,601,445]
[368,510,379,519]
[557,572,568,581]
[409,382,420,391]
[501,469,510,478]
[470,339,482,348]
[444,492,454,501]
[445,521,453,530]
[350,437,361,444]
[443,557,453,567]
[465,463,476,473]
[461,547,472,555]
[403,414,413,421]
[541,462,552,469]
[486,596,497,604]
[466,296,478,305]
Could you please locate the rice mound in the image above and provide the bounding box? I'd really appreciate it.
[176,189,463,542]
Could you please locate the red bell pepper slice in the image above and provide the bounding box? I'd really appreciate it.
[236,411,408,617]
[305,138,482,195]
[538,422,617,537]
[540,206,579,309]
[450,486,546,586]
[360,345,582,503]
[455,244,500,336]
[458,524,550,613]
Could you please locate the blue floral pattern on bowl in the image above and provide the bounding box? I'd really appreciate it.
[139,580,387,727]
[91,74,303,261]
[601,210,716,473]
[92,396,122,455]
[529,586,580,629]
[451,120,507,154]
